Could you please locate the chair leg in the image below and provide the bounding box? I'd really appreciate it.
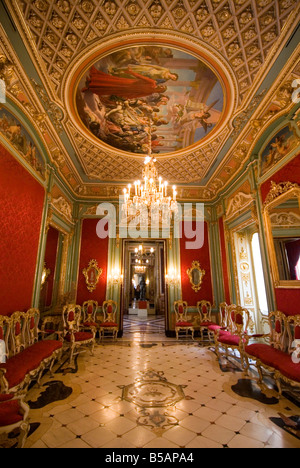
[17,420,30,448]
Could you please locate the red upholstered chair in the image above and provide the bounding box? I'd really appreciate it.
[0,393,30,448]
[99,300,118,340]
[207,302,228,341]
[277,314,300,394]
[62,304,96,363]
[214,305,250,369]
[196,300,213,342]
[244,310,286,385]
[81,300,99,332]
[174,300,194,340]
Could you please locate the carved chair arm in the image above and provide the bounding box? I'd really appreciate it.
[0,368,9,393]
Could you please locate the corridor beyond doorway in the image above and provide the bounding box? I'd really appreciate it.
[122,315,166,341]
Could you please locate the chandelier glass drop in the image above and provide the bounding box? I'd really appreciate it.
[122,120,179,224]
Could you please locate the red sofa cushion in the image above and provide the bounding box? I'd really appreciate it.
[0,394,14,403]
[25,340,62,361]
[0,341,62,389]
[277,356,300,383]
[0,399,23,426]
[245,343,286,370]
[0,355,30,389]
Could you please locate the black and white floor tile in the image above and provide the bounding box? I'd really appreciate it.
[2,316,300,448]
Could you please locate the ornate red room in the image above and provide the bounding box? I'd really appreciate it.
[0,0,299,450]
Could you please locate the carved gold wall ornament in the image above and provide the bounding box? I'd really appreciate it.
[187,261,205,292]
[82,259,103,293]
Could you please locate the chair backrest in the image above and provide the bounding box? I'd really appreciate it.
[102,300,117,323]
[174,300,188,322]
[26,308,40,346]
[41,315,62,335]
[62,304,82,333]
[9,312,27,356]
[197,300,212,322]
[228,305,250,336]
[286,314,300,355]
[82,300,98,322]
[218,302,228,328]
[268,310,287,351]
[0,315,11,362]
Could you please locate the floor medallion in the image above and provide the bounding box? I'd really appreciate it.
[121,369,186,433]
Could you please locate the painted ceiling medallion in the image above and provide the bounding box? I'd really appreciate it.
[75,45,225,155]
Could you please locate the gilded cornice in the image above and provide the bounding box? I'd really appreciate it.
[0,0,299,203]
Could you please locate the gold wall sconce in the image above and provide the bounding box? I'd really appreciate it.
[109,269,123,285]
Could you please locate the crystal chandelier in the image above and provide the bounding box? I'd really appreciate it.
[122,121,178,222]
[123,155,178,222]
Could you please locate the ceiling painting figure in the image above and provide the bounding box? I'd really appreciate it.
[75,45,224,155]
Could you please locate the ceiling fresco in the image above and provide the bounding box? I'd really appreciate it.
[0,0,299,200]
[75,45,224,154]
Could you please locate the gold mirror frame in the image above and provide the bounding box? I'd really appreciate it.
[187,260,205,292]
[83,259,103,293]
[263,181,300,289]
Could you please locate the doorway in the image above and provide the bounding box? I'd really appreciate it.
[121,239,167,339]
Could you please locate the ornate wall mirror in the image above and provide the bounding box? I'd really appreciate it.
[83,259,103,292]
[263,181,300,288]
[187,260,205,292]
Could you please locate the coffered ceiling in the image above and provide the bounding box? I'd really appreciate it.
[0,0,299,200]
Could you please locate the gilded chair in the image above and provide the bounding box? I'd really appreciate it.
[0,393,30,448]
[214,305,250,369]
[81,300,99,332]
[174,300,194,340]
[196,300,212,342]
[62,304,96,363]
[99,300,118,340]
[207,302,228,341]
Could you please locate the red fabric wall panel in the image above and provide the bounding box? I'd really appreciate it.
[260,153,300,203]
[275,289,300,316]
[44,226,59,306]
[0,144,45,315]
[218,217,231,303]
[180,221,213,305]
[76,219,109,306]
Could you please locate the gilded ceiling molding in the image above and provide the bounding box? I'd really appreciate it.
[1,0,299,203]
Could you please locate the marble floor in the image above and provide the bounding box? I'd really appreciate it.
[2,324,300,449]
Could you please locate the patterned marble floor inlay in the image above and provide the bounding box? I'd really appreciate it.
[3,341,300,448]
